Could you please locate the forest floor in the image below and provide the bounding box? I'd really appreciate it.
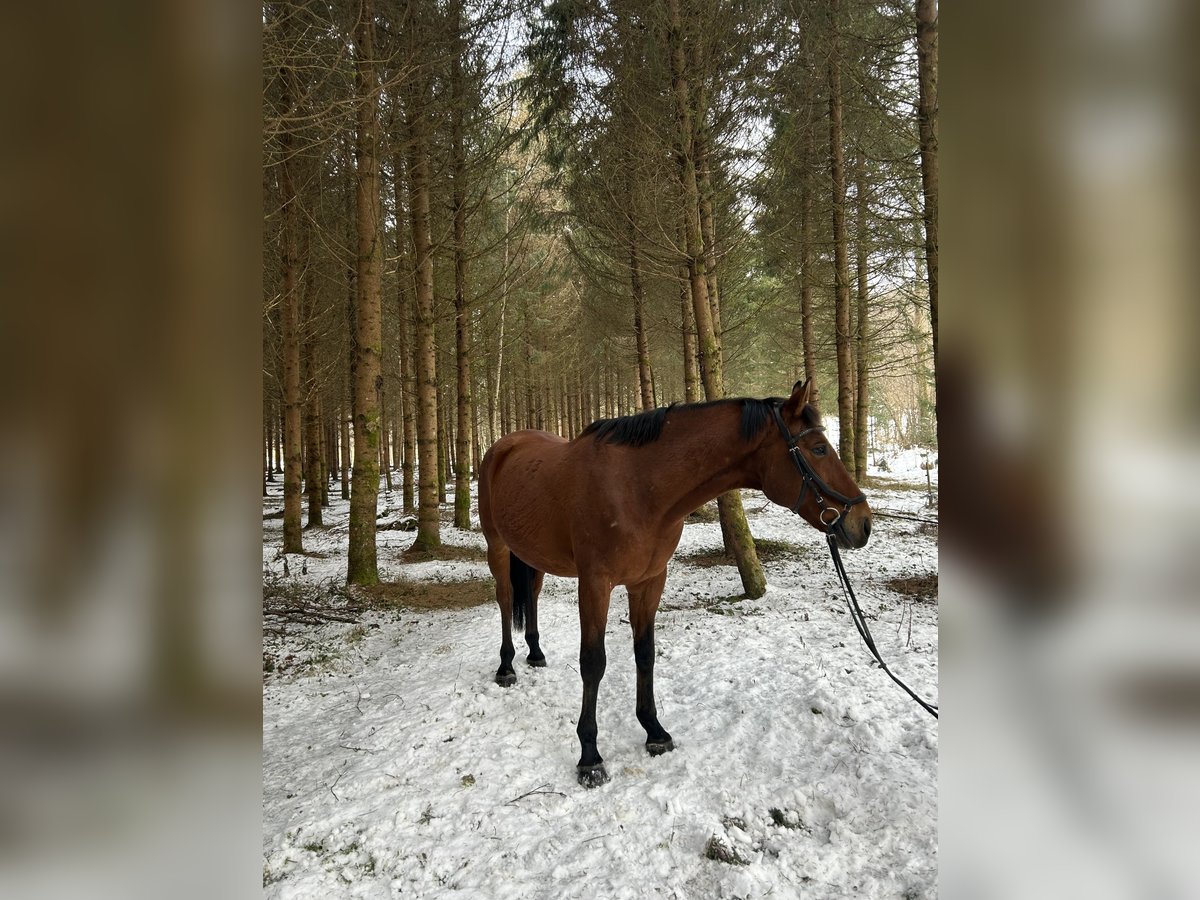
[262,447,938,900]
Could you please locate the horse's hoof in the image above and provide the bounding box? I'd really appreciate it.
[495,672,516,687]
[577,764,609,788]
[526,655,547,668]
[646,738,675,757]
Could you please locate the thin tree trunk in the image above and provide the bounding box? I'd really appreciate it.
[303,330,323,527]
[263,419,269,495]
[564,373,576,438]
[521,293,534,429]
[406,61,441,550]
[339,404,350,500]
[392,153,416,513]
[298,218,319,528]
[916,0,939,435]
[450,2,472,529]
[492,201,510,439]
[265,409,275,483]
[696,136,724,360]
[665,0,765,599]
[379,383,393,492]
[347,0,383,585]
[827,0,855,475]
[484,337,497,442]
[853,150,870,482]
[278,52,303,555]
[678,244,700,403]
[629,221,654,411]
[502,380,512,436]
[278,407,286,474]
[798,116,819,406]
[437,384,449,504]
[322,415,334,506]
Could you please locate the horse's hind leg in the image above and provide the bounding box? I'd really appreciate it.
[525,570,547,667]
[628,569,674,756]
[488,545,517,686]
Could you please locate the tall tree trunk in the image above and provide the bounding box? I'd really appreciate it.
[265,408,275,482]
[696,136,724,361]
[491,200,510,440]
[339,403,350,500]
[916,0,939,436]
[678,234,700,403]
[347,0,383,585]
[392,154,417,513]
[406,64,441,550]
[798,115,819,406]
[437,384,449,503]
[450,11,473,529]
[379,383,393,492]
[666,0,765,599]
[297,222,321,528]
[521,293,534,429]
[827,0,855,475]
[278,52,304,555]
[629,225,654,411]
[853,150,870,482]
[263,419,269,495]
[279,407,287,474]
[322,415,334,506]
[303,329,323,528]
[484,338,496,443]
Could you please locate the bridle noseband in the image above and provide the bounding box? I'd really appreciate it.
[770,402,866,530]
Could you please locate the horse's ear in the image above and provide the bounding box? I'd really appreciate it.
[782,379,813,418]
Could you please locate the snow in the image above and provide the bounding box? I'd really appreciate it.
[263,450,937,898]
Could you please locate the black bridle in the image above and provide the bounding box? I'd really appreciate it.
[770,402,866,529]
[772,402,939,719]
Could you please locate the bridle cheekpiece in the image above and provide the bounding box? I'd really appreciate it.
[770,401,866,530]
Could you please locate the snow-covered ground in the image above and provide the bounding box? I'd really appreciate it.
[262,447,938,899]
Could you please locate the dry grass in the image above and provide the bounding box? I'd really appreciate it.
[703,835,749,866]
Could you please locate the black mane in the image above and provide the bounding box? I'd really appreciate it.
[579,397,818,448]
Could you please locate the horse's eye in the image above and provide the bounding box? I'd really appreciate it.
[812,444,828,457]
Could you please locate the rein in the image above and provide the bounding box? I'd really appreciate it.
[826,534,939,718]
[772,403,939,720]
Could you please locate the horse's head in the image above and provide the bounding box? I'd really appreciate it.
[759,379,873,549]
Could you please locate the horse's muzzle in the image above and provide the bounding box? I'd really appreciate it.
[836,515,871,550]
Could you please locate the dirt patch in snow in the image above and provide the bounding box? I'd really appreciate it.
[678,538,807,568]
[399,544,488,564]
[885,572,938,602]
[358,577,493,611]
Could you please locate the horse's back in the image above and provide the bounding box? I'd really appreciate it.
[480,429,569,486]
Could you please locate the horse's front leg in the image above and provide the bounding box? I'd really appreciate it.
[628,569,674,756]
[575,574,613,787]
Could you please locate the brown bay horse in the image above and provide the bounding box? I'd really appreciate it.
[477,380,872,787]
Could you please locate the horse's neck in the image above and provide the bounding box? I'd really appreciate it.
[650,407,763,522]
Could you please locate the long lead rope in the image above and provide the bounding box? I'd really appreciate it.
[826,533,939,718]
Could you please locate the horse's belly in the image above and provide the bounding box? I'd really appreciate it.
[505,537,578,579]
[494,505,578,577]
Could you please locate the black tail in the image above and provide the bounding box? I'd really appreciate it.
[510,553,535,631]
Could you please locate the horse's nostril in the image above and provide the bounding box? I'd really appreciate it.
[863,519,872,538]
